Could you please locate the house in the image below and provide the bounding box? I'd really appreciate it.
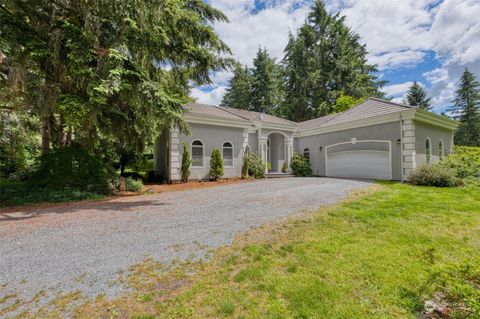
[153,98,459,182]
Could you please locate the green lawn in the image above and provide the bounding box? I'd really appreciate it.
[21,183,480,319]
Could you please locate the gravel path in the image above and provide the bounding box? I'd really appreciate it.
[0,177,371,308]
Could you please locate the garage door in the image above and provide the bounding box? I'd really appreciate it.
[326,141,391,180]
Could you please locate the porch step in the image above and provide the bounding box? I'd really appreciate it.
[266,173,295,178]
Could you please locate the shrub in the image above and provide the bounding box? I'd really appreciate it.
[209,148,224,181]
[291,153,311,177]
[282,161,288,173]
[124,177,143,192]
[34,146,117,194]
[440,146,480,180]
[408,164,460,187]
[247,153,265,179]
[181,142,192,183]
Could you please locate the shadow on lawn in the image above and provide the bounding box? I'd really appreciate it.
[0,199,171,222]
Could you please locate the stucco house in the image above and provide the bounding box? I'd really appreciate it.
[153,98,459,182]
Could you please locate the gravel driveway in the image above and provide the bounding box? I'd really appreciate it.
[0,177,371,308]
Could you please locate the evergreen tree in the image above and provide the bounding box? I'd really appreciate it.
[406,81,431,110]
[449,69,480,146]
[282,0,384,121]
[220,63,251,109]
[250,48,282,114]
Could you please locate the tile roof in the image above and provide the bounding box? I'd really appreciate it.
[183,102,248,121]
[185,98,416,131]
[320,98,414,128]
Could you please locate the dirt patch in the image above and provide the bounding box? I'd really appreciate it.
[143,178,251,194]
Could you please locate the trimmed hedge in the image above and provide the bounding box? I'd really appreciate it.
[209,148,224,181]
[440,146,480,180]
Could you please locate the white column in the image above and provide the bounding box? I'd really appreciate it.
[402,119,416,181]
[259,134,268,176]
[170,126,180,182]
[284,136,294,173]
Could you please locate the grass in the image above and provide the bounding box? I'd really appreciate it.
[0,178,104,207]
[9,183,480,319]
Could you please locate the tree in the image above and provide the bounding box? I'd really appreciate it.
[406,81,431,110]
[448,69,480,146]
[0,0,232,162]
[181,143,191,183]
[282,0,385,121]
[209,148,224,181]
[220,63,251,109]
[331,94,364,113]
[250,47,283,114]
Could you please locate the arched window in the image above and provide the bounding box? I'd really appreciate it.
[426,138,432,165]
[223,141,234,167]
[191,140,204,167]
[439,140,445,160]
[303,148,310,163]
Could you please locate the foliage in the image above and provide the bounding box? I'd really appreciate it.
[282,161,288,173]
[209,148,224,181]
[32,183,480,318]
[181,142,191,183]
[405,81,431,110]
[282,1,386,121]
[448,69,480,146]
[331,94,365,114]
[408,164,460,187]
[440,146,480,181]
[249,48,284,114]
[241,148,250,178]
[221,63,252,109]
[0,110,40,178]
[247,153,265,179]
[0,0,232,176]
[34,147,117,194]
[291,153,311,176]
[0,179,102,207]
[124,177,144,192]
[428,257,480,319]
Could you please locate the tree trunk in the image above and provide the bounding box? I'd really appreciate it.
[58,114,69,147]
[41,115,50,155]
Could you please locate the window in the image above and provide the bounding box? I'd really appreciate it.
[439,140,445,160]
[191,140,204,167]
[303,148,310,163]
[426,138,431,165]
[223,142,234,167]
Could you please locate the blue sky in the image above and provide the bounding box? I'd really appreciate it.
[192,0,480,114]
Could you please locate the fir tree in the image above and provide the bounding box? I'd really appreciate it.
[250,47,282,114]
[220,63,251,109]
[406,81,431,110]
[449,69,480,146]
[282,0,384,121]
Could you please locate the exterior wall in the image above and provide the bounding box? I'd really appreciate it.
[296,121,403,180]
[268,133,285,172]
[176,123,246,180]
[414,121,454,167]
[248,132,258,154]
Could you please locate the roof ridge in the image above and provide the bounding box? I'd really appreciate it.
[217,105,259,121]
[368,97,415,109]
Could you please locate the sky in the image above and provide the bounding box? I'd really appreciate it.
[191,0,480,114]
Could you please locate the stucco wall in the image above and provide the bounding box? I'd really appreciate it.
[178,123,245,180]
[414,121,454,166]
[296,121,403,180]
[248,132,258,154]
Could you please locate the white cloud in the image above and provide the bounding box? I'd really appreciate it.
[191,86,227,105]
[382,81,415,103]
[193,0,480,111]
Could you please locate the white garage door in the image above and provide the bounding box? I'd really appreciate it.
[326,150,391,180]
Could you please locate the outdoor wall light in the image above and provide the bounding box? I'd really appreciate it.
[396,139,401,145]
[319,146,323,151]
